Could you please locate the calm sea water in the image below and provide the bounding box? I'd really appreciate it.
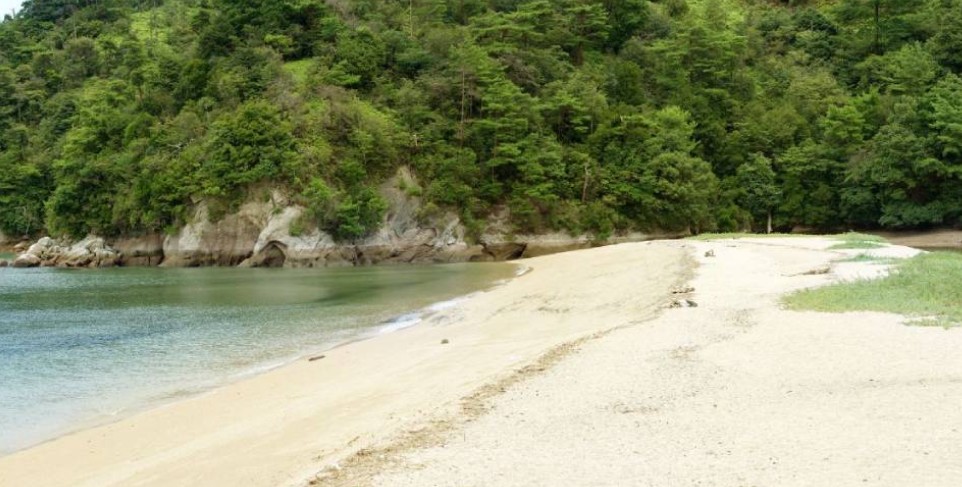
[0,263,514,454]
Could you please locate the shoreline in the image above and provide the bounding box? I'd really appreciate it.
[0,262,520,457]
[357,237,962,487]
[0,242,690,487]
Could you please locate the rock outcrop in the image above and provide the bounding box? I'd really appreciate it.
[13,238,58,268]
[12,253,40,268]
[161,199,270,267]
[10,169,688,269]
[12,236,121,268]
[112,234,165,267]
[236,172,486,268]
[239,206,353,268]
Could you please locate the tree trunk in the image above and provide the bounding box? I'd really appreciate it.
[458,68,466,148]
[581,163,591,203]
[766,210,773,235]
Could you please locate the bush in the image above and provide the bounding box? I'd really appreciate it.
[198,100,300,200]
[330,186,388,241]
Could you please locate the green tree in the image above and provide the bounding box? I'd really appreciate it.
[847,124,953,227]
[778,140,844,229]
[335,28,386,88]
[592,106,718,231]
[198,100,299,199]
[928,0,962,71]
[735,154,781,233]
[925,74,962,163]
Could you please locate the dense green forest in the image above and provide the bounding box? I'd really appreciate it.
[1,0,961,241]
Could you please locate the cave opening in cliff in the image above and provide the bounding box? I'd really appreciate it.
[256,242,287,268]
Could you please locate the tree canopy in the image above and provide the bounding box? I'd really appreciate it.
[2,0,962,240]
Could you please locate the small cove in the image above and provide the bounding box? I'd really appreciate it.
[0,263,515,454]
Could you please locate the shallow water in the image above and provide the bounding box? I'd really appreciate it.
[917,247,962,253]
[0,263,514,454]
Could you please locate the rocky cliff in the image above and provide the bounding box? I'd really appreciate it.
[9,169,684,269]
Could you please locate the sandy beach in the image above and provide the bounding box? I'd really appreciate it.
[0,241,689,486]
[3,237,962,486]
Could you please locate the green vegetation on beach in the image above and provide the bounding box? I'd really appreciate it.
[686,232,808,241]
[785,252,962,327]
[837,252,896,264]
[687,231,885,244]
[827,232,888,249]
[2,1,962,241]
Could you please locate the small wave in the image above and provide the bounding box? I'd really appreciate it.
[233,359,291,378]
[427,296,468,313]
[375,295,472,334]
[378,312,423,334]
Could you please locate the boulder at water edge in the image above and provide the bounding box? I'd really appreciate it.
[12,252,41,268]
[14,236,121,268]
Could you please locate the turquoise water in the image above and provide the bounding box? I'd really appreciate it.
[0,264,513,454]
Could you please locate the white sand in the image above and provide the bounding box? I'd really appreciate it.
[0,242,689,487]
[364,238,962,487]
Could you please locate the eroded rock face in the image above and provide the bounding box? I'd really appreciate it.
[350,170,485,265]
[477,239,527,261]
[237,172,486,268]
[112,234,164,266]
[161,199,271,267]
[251,242,287,268]
[240,205,349,268]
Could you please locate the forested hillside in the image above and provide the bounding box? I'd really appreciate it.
[1,0,961,241]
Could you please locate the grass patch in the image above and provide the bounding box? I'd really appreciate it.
[687,232,808,241]
[784,252,962,327]
[837,253,896,264]
[828,232,887,249]
[834,232,888,244]
[830,241,886,249]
